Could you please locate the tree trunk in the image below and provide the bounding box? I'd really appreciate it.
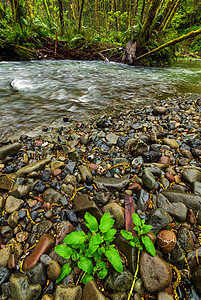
[78,0,85,30]
[162,0,183,32]
[42,0,53,27]
[139,0,160,43]
[157,0,174,32]
[0,1,5,19]
[134,27,201,62]
[58,0,65,35]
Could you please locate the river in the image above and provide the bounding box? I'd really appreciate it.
[0,59,201,138]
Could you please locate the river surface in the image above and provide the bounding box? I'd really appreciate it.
[0,59,201,138]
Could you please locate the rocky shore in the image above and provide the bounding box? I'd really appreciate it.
[1,95,201,300]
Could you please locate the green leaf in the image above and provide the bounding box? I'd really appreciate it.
[105,246,123,273]
[81,273,94,284]
[78,257,94,274]
[94,251,102,262]
[134,226,141,232]
[103,228,117,241]
[87,233,104,256]
[54,245,73,259]
[98,268,108,279]
[84,212,99,232]
[121,230,133,240]
[141,225,152,234]
[96,261,107,270]
[141,236,156,257]
[141,219,145,225]
[129,241,136,247]
[99,213,115,233]
[63,231,87,245]
[56,263,72,283]
[132,213,141,227]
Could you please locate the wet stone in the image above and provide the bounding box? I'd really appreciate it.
[103,203,125,229]
[43,188,68,206]
[0,142,21,159]
[137,189,149,212]
[177,227,195,252]
[0,266,9,285]
[142,151,161,163]
[163,138,179,149]
[157,230,177,253]
[37,220,53,235]
[39,254,52,267]
[47,260,61,281]
[192,181,201,194]
[164,242,185,270]
[25,262,47,288]
[82,280,106,300]
[0,247,11,267]
[142,168,156,190]
[182,169,201,186]
[191,266,201,294]
[0,175,14,191]
[16,158,51,177]
[187,247,201,272]
[1,226,13,244]
[54,284,82,300]
[5,196,24,214]
[33,181,47,194]
[104,269,133,293]
[55,221,75,246]
[125,138,148,156]
[148,208,173,232]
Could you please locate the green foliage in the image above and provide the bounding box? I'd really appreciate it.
[55,212,123,284]
[121,213,155,257]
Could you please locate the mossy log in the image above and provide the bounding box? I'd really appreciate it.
[13,45,37,60]
[135,27,201,62]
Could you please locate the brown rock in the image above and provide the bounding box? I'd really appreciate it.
[153,106,167,115]
[16,231,29,243]
[55,221,75,246]
[163,138,179,149]
[73,194,102,221]
[0,195,5,209]
[140,251,172,293]
[125,139,148,156]
[5,196,24,214]
[165,173,175,183]
[54,284,82,300]
[0,247,11,267]
[82,280,106,300]
[157,230,177,253]
[186,208,197,224]
[0,142,21,159]
[23,234,55,271]
[159,156,171,167]
[47,260,61,281]
[0,175,14,191]
[53,169,62,176]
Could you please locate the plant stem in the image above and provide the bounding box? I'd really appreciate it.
[127,248,140,300]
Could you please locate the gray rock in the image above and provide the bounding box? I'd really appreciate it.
[1,282,11,299]
[125,139,148,155]
[103,203,125,229]
[182,169,201,186]
[78,165,93,183]
[10,273,42,300]
[142,164,161,177]
[142,168,156,190]
[104,269,133,293]
[0,266,9,285]
[73,194,102,221]
[0,142,21,159]
[5,196,24,214]
[164,242,185,269]
[82,280,106,300]
[37,220,53,236]
[93,191,110,206]
[191,266,201,294]
[94,177,129,192]
[106,133,119,145]
[157,194,187,222]
[148,208,173,232]
[153,106,167,115]
[25,263,46,288]
[54,284,82,300]
[8,185,30,198]
[16,158,51,177]
[177,227,195,252]
[134,278,145,295]
[137,189,149,212]
[140,251,172,293]
[192,181,201,194]
[39,254,52,266]
[1,226,13,244]
[187,247,201,273]
[43,188,68,206]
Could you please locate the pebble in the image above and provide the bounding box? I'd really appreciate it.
[157,230,177,253]
[47,260,61,281]
[103,203,125,229]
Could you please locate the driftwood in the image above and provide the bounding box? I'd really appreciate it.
[122,41,137,65]
[134,27,201,62]
[125,194,136,236]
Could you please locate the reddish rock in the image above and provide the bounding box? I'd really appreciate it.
[23,234,55,271]
[53,169,62,176]
[186,209,197,224]
[128,183,141,193]
[159,156,171,167]
[55,221,75,246]
[42,202,51,210]
[34,139,43,146]
[165,173,175,183]
[157,230,177,253]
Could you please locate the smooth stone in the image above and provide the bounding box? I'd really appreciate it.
[177,227,195,252]
[0,142,21,159]
[47,260,61,281]
[187,248,201,272]
[73,194,102,221]
[1,226,13,243]
[63,174,77,186]
[0,247,11,267]
[55,221,75,246]
[142,164,161,177]
[103,203,125,229]
[10,273,42,300]
[9,184,30,198]
[5,196,24,214]
[82,280,106,300]
[192,181,201,194]
[43,188,68,206]
[125,138,148,155]
[157,291,173,300]
[137,189,149,212]
[0,195,5,208]
[54,284,82,300]
[78,165,93,183]
[164,242,185,269]
[25,262,46,288]
[37,220,53,236]
[140,251,172,293]
[50,161,65,172]
[134,278,145,295]
[104,269,133,293]
[64,162,76,175]
[16,158,51,177]
[23,234,55,271]
[93,191,110,206]
[39,254,52,266]
[157,230,177,253]
[153,106,167,115]
[186,208,197,224]
[157,193,187,222]
[0,266,9,285]
[159,156,171,167]
[163,138,179,149]
[94,177,129,192]
[106,133,119,145]
[182,169,201,186]
[161,190,201,218]
[142,151,161,163]
[0,175,14,191]
[148,208,173,232]
[191,266,201,294]
[142,168,156,190]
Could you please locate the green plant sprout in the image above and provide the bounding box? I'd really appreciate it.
[54,212,123,284]
[121,213,155,300]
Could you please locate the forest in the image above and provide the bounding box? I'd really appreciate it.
[0,0,201,65]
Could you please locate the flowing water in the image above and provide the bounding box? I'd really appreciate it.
[0,59,201,138]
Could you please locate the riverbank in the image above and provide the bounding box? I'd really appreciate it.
[1,95,201,299]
